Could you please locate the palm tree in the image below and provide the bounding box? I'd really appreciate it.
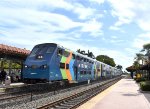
[141,43,150,80]
[134,53,145,65]
[141,43,150,60]
[134,53,146,78]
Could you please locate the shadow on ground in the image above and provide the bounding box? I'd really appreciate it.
[122,93,141,96]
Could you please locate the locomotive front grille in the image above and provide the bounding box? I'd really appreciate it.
[31,65,38,69]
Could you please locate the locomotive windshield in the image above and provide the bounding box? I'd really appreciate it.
[30,47,40,57]
[46,47,55,53]
[29,45,55,57]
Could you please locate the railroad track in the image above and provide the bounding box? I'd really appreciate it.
[1,77,122,109]
[37,78,120,109]
[0,93,31,101]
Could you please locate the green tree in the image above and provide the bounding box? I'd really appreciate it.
[116,65,123,70]
[0,60,21,69]
[77,49,95,59]
[96,55,116,67]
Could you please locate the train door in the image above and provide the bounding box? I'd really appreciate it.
[74,66,78,80]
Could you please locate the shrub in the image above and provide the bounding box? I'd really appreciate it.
[136,78,146,82]
[140,81,150,91]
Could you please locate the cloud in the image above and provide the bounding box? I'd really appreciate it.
[111,36,117,39]
[109,25,125,33]
[132,32,150,49]
[0,0,137,69]
[108,0,150,32]
[138,32,150,38]
[73,4,97,20]
[81,19,103,37]
[89,0,105,4]
[0,0,104,40]
[110,39,124,43]
[0,0,73,11]
[132,38,149,49]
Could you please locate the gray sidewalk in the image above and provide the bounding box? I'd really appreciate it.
[78,79,150,109]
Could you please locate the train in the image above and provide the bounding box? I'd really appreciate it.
[22,43,122,84]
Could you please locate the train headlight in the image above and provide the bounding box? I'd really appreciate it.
[43,65,47,68]
[37,55,43,59]
[24,65,28,68]
[40,64,47,69]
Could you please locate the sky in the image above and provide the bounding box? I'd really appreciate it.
[0,0,150,70]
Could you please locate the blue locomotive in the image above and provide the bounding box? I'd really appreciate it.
[22,43,122,83]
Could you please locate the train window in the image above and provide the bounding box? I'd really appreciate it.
[60,63,65,69]
[90,71,91,75]
[57,49,63,55]
[88,71,91,75]
[72,54,76,59]
[84,71,86,75]
[81,64,84,68]
[66,64,69,69]
[84,65,87,68]
[84,58,87,62]
[80,57,82,61]
[63,51,70,57]
[76,56,79,60]
[80,71,83,75]
[46,47,55,53]
[98,69,101,72]
[77,56,80,60]
[89,71,91,75]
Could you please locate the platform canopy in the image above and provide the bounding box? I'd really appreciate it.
[0,44,30,61]
[126,66,137,72]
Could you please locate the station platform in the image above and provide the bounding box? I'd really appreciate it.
[0,83,25,93]
[77,79,150,109]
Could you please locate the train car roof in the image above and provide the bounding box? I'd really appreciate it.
[35,43,118,70]
[57,44,95,61]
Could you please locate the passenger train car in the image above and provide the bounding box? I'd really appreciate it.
[22,43,122,83]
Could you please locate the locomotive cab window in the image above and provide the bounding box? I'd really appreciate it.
[60,62,65,69]
[57,48,63,55]
[39,46,47,54]
[46,47,55,53]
